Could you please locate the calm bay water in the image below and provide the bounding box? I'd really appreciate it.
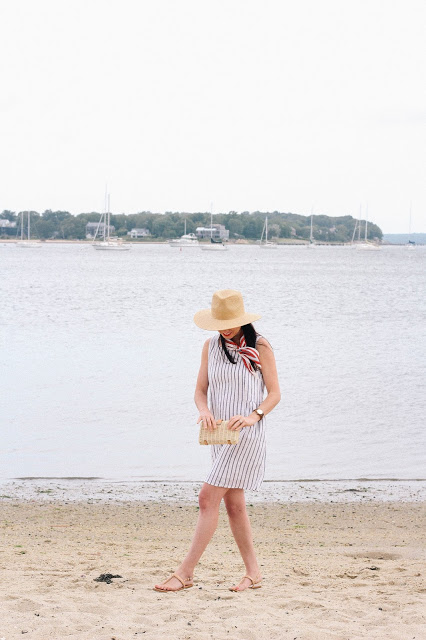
[1,242,425,482]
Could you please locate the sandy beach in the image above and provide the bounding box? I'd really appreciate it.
[1,498,425,640]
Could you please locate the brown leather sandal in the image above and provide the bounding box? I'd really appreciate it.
[229,574,262,592]
[153,572,194,592]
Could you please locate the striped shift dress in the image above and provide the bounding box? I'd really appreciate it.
[204,333,267,491]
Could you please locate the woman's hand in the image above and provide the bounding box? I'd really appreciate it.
[197,409,216,431]
[227,414,258,431]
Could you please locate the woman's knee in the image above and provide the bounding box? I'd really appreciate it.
[198,486,222,512]
[224,494,246,519]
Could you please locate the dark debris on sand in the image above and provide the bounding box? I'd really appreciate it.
[93,573,123,584]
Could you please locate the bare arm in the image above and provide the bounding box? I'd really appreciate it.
[194,339,216,430]
[253,337,281,414]
[228,337,281,430]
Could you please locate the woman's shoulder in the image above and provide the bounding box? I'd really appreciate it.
[202,335,218,351]
[255,334,273,351]
[200,337,212,362]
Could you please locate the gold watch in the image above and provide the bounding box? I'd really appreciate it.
[254,409,264,420]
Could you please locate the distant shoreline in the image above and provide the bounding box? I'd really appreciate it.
[3,238,422,246]
[0,238,313,245]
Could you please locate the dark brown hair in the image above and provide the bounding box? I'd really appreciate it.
[220,323,259,370]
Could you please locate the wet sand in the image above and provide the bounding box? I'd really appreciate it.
[1,499,425,639]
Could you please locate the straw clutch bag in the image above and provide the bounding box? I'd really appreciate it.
[199,420,239,445]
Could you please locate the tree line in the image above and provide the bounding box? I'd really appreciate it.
[0,209,383,242]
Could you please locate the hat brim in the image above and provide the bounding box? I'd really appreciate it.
[193,309,262,331]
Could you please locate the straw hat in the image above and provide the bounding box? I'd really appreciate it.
[193,289,261,331]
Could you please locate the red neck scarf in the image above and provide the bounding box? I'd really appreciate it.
[224,334,261,375]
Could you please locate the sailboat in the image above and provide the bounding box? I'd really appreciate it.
[17,211,42,248]
[200,205,228,251]
[169,219,199,247]
[306,211,316,248]
[93,192,131,251]
[350,213,360,247]
[406,203,416,250]
[259,216,277,249]
[356,207,380,251]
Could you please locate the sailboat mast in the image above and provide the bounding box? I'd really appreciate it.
[107,194,111,241]
[365,204,368,241]
[103,185,108,241]
[351,218,357,243]
[358,205,361,241]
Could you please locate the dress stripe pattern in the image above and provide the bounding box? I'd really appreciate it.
[205,334,266,491]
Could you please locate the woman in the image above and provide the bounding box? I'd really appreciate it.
[154,289,280,593]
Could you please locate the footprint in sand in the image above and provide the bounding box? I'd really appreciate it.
[345,551,401,560]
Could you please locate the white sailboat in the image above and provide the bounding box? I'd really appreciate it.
[93,192,131,251]
[356,206,380,251]
[259,216,277,249]
[200,205,228,251]
[350,212,360,247]
[306,210,316,248]
[17,211,42,248]
[169,219,199,247]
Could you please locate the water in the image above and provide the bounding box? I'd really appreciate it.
[1,242,425,482]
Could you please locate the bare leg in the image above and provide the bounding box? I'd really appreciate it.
[224,489,261,591]
[154,483,228,591]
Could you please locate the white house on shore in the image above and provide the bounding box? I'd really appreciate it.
[0,219,17,236]
[85,222,115,238]
[128,228,151,238]
[196,224,229,240]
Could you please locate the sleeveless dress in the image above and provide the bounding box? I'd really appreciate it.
[205,333,267,491]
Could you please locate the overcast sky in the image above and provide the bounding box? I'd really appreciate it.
[0,0,425,233]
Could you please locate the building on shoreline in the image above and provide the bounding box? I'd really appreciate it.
[85,222,115,239]
[196,224,229,240]
[0,219,17,236]
[128,228,151,238]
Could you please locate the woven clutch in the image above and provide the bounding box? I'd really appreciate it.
[199,420,240,445]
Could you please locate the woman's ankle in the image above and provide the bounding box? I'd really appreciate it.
[245,566,261,579]
[176,564,194,579]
